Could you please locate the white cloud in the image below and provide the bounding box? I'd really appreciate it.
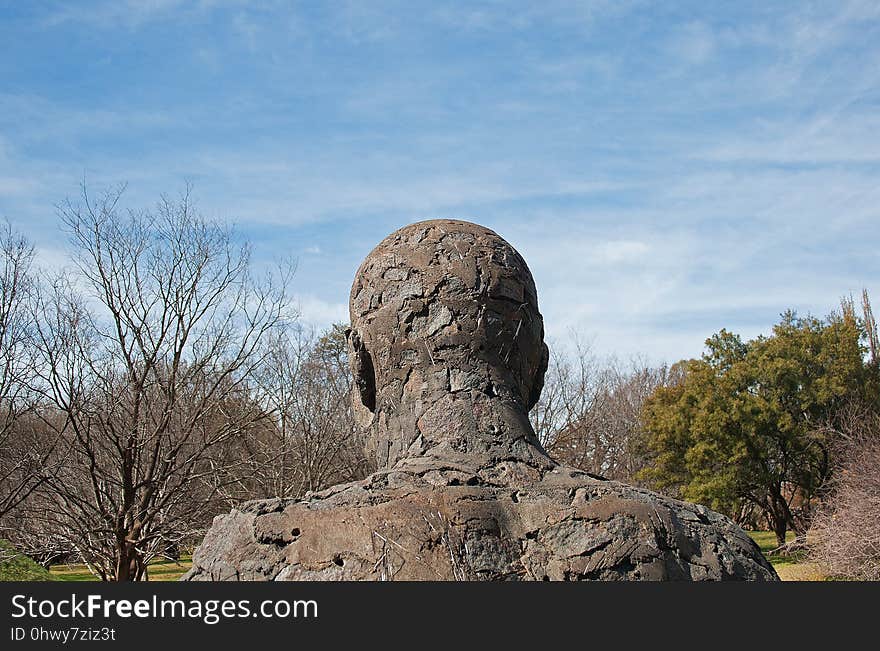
[701,112,880,165]
[294,295,348,327]
[595,240,650,264]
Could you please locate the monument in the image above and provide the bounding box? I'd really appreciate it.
[184,219,778,580]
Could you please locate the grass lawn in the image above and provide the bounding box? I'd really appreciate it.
[23,534,827,581]
[49,555,193,582]
[0,540,57,581]
[747,530,827,581]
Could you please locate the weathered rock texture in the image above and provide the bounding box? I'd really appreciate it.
[184,219,778,581]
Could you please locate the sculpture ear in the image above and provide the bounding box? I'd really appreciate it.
[526,342,549,411]
[347,327,376,426]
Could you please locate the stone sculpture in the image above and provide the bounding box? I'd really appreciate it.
[184,219,778,581]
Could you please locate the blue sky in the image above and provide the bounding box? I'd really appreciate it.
[1,1,878,363]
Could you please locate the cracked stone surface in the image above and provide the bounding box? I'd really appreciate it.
[184,219,778,581]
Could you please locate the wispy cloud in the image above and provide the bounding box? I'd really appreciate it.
[0,1,877,364]
[295,295,348,327]
[40,0,245,30]
[667,21,716,66]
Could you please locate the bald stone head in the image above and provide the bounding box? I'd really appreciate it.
[348,220,550,470]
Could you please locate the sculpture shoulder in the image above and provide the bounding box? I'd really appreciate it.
[184,466,778,581]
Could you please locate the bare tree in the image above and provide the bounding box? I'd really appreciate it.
[861,289,878,367]
[841,289,878,367]
[541,341,607,474]
[0,223,61,524]
[23,185,294,580]
[591,360,672,483]
[529,341,573,450]
[809,404,880,579]
[235,324,371,500]
[531,337,670,483]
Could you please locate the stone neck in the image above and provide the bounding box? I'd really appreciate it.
[368,386,553,473]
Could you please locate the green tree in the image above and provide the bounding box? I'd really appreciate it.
[642,310,876,546]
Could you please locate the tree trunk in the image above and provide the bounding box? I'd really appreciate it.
[767,489,791,547]
[771,516,787,547]
[114,540,145,581]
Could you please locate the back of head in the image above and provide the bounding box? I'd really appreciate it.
[348,219,549,469]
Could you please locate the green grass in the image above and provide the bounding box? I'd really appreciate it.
[15,533,826,582]
[747,530,826,581]
[49,555,192,582]
[0,540,57,581]
[749,530,797,554]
